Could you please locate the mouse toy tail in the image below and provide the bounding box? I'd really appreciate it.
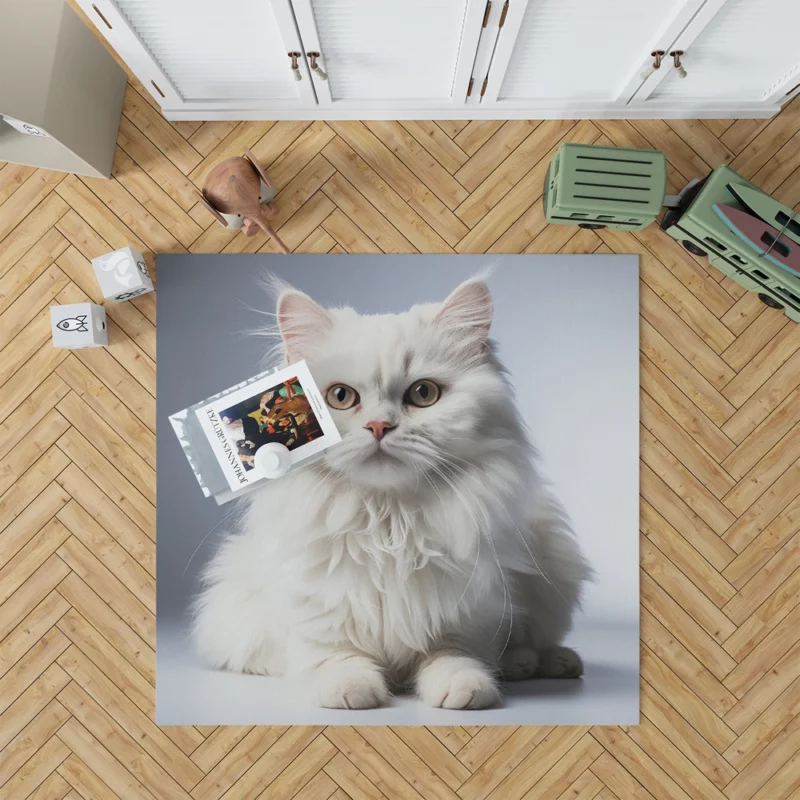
[255,214,290,254]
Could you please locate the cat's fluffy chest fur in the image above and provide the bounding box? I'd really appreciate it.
[258,466,506,673]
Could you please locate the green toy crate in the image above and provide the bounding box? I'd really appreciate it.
[544,143,667,231]
[661,164,800,323]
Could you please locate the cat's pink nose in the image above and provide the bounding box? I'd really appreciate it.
[365,421,395,441]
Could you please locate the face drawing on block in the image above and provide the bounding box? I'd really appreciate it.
[57,315,89,333]
[276,278,501,491]
[101,251,137,287]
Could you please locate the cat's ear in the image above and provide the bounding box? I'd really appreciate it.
[434,279,493,347]
[276,288,332,361]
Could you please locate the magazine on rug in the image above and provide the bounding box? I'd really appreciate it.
[195,361,340,492]
[169,360,340,502]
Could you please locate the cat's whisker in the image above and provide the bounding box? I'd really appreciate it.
[237,300,279,319]
[405,444,534,606]
[419,469,452,597]
[433,466,512,651]
[421,459,488,612]
[433,448,559,590]
[486,530,513,652]
[183,504,244,577]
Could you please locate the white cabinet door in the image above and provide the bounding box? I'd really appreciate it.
[288,0,487,110]
[76,0,316,113]
[633,0,800,108]
[480,0,705,111]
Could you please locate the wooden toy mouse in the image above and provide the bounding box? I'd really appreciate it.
[197,148,289,254]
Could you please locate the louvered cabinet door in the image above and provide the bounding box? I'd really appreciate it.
[76,0,316,114]
[288,0,487,109]
[633,0,800,108]
[479,0,705,110]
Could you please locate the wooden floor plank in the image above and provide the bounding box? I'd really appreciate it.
[640,356,736,463]
[454,119,577,229]
[2,733,71,800]
[187,121,239,158]
[364,120,469,210]
[0,163,36,207]
[116,116,201,212]
[0,193,70,279]
[56,716,158,800]
[643,437,736,546]
[187,121,275,186]
[0,407,69,498]
[630,120,712,183]
[122,86,202,176]
[454,121,506,156]
[56,570,154,682]
[453,121,540,192]
[110,148,203,249]
[641,501,736,608]
[0,228,69,317]
[400,121,470,174]
[724,677,800,772]
[325,126,463,248]
[0,170,66,243]
[57,681,189,800]
[435,120,470,138]
[639,681,736,790]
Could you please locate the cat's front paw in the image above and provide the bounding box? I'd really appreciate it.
[311,660,390,709]
[500,645,540,681]
[537,646,583,678]
[417,654,501,710]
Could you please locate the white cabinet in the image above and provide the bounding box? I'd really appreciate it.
[82,0,317,112]
[633,0,800,107]
[76,0,800,120]
[478,0,706,109]
[290,0,486,109]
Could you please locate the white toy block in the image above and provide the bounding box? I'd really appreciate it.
[91,246,154,302]
[50,303,108,349]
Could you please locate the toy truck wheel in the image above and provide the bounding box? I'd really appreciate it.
[578,223,606,230]
[758,293,784,310]
[682,240,707,257]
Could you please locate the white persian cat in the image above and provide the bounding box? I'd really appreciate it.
[192,275,591,709]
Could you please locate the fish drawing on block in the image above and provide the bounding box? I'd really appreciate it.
[56,315,89,332]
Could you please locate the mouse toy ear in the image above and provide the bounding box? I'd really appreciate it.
[196,190,229,227]
[243,148,273,189]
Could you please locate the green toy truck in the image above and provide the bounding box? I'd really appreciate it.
[660,165,800,323]
[544,142,800,323]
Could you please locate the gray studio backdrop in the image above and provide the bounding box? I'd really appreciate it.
[157,254,640,725]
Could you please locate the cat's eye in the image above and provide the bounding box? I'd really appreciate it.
[404,379,441,408]
[326,383,360,410]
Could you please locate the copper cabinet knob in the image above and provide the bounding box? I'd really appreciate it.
[307,52,328,81]
[640,50,665,81]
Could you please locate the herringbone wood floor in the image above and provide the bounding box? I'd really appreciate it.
[3,23,800,800]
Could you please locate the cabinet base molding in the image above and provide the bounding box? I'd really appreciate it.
[162,103,778,122]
